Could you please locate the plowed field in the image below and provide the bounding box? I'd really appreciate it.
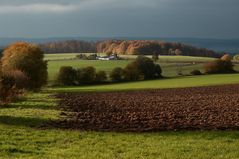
[56,84,239,132]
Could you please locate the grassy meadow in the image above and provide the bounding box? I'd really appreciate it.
[48,60,130,82]
[1,53,239,158]
[46,54,217,82]
[51,74,239,92]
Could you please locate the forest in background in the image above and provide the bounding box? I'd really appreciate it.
[39,40,221,58]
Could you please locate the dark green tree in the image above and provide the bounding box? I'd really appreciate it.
[57,66,77,86]
[110,67,124,82]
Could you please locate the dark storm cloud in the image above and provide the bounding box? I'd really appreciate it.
[0,0,238,38]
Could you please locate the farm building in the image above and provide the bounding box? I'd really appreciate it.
[97,54,119,60]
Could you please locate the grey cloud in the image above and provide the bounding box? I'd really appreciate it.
[0,0,238,38]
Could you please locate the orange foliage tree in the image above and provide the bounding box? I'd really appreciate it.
[1,42,48,90]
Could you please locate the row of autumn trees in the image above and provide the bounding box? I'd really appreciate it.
[40,40,220,58]
[0,42,47,103]
[57,56,162,86]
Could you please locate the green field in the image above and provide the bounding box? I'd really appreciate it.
[51,74,239,92]
[44,53,216,62]
[46,54,218,82]
[1,54,239,158]
[48,60,130,82]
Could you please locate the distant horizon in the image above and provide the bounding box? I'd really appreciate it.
[0,36,239,40]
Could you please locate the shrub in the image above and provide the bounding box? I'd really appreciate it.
[76,66,96,84]
[204,59,235,74]
[0,70,26,104]
[0,86,19,104]
[76,54,85,59]
[76,54,97,60]
[2,70,29,89]
[57,66,77,86]
[1,42,47,90]
[87,54,97,60]
[190,69,202,75]
[95,71,107,83]
[110,67,124,82]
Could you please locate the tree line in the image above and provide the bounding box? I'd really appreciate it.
[39,40,220,58]
[39,40,96,53]
[57,56,162,86]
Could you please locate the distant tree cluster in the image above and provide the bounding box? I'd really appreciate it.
[76,54,97,60]
[122,56,162,81]
[57,66,107,86]
[204,54,235,74]
[96,40,220,57]
[39,40,220,58]
[57,56,162,86]
[40,40,96,53]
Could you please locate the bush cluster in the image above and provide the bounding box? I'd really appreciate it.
[190,70,202,76]
[76,54,97,60]
[0,64,27,103]
[2,70,29,89]
[57,56,163,86]
[119,56,162,81]
[204,54,235,74]
[57,66,107,86]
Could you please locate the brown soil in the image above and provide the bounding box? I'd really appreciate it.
[55,84,239,132]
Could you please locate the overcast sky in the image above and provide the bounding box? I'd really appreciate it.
[0,0,238,39]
